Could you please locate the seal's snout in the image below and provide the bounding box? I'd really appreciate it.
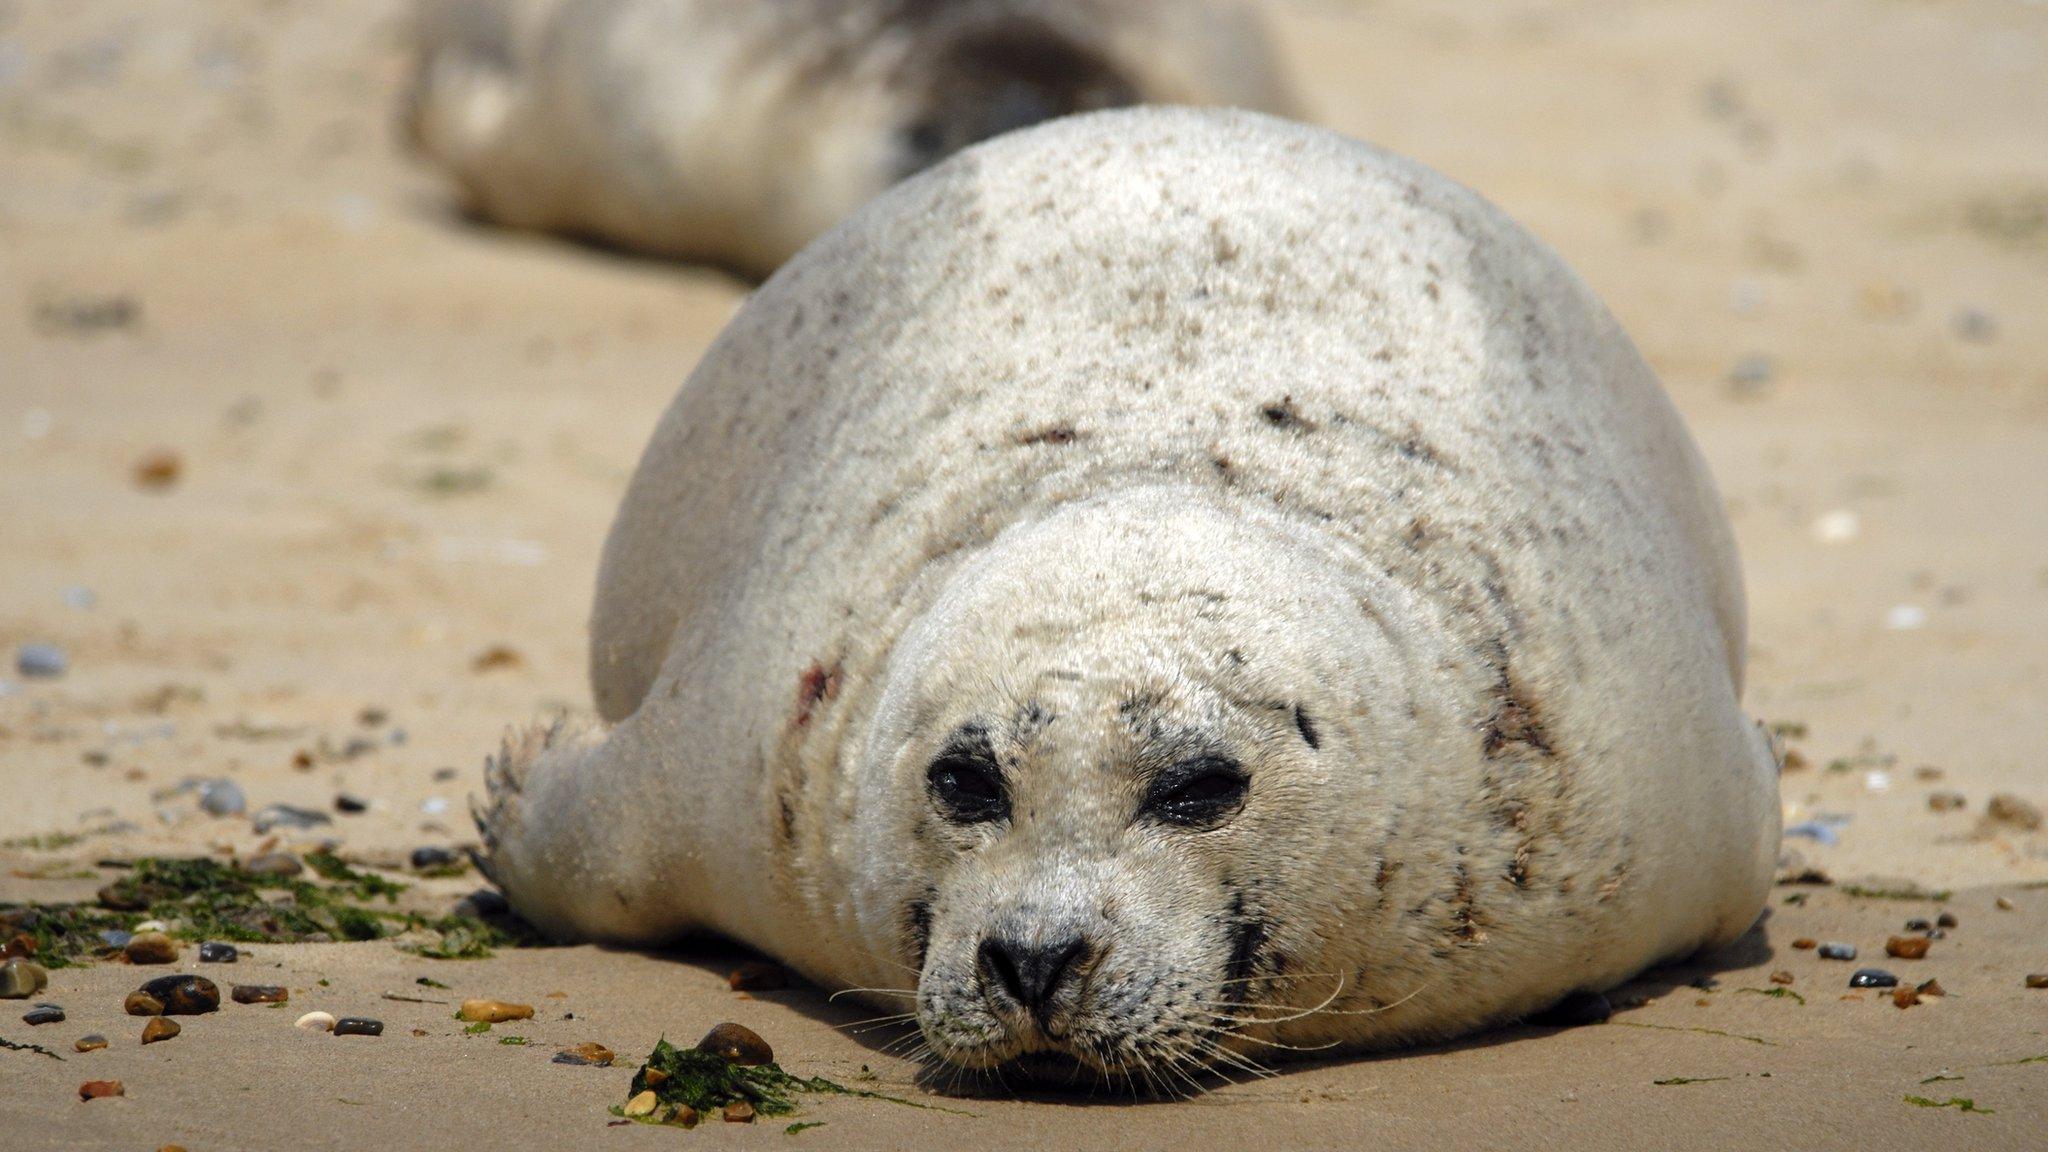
[977,932,1090,1025]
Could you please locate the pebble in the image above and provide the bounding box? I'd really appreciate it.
[1927,791,1966,813]
[623,1090,659,1118]
[696,1021,774,1065]
[1790,938,1817,951]
[232,984,289,1004]
[133,450,183,490]
[1725,353,1775,398]
[335,793,370,814]
[98,929,134,950]
[1985,793,2043,831]
[723,1101,756,1124]
[139,975,220,1015]
[333,1017,383,1037]
[242,852,303,878]
[1936,912,1957,929]
[1768,970,1794,985]
[1848,968,1898,989]
[457,999,534,1023]
[16,643,68,679]
[1817,942,1856,961]
[1892,986,1920,1009]
[141,1017,181,1044]
[1885,936,1930,960]
[1904,919,1932,932]
[252,804,332,833]
[552,1042,615,1067]
[79,1080,124,1101]
[75,1034,108,1052]
[2026,974,2048,990]
[1995,896,2014,911]
[1917,979,1946,997]
[24,1004,65,1025]
[125,992,165,1016]
[454,889,509,918]
[1951,305,1998,343]
[409,846,459,870]
[198,779,246,817]
[728,961,791,992]
[197,942,238,964]
[124,932,180,965]
[0,958,49,998]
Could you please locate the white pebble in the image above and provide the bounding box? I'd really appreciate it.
[295,1011,336,1033]
[1864,770,1892,793]
[1813,510,1860,544]
[420,796,450,815]
[134,920,167,933]
[1884,604,1927,631]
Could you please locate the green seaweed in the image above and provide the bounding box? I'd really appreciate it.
[1838,884,1950,902]
[1904,1095,1991,1114]
[614,1038,968,1126]
[464,1021,493,1035]
[398,914,538,960]
[0,1034,65,1060]
[1612,1021,1775,1046]
[499,1036,529,1046]
[1737,987,1806,1005]
[416,977,451,990]
[1920,1074,1964,1084]
[1653,1077,1727,1086]
[786,1122,826,1134]
[304,852,406,902]
[1988,1053,2047,1067]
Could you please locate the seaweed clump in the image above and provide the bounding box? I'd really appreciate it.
[612,1037,954,1127]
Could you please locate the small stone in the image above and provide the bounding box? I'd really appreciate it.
[23,1002,63,1025]
[1916,979,1945,997]
[728,961,790,992]
[133,450,183,490]
[1927,790,1965,813]
[79,1079,124,1100]
[0,958,48,999]
[141,1017,181,1044]
[75,1034,108,1052]
[1848,968,1898,989]
[333,1017,383,1036]
[243,852,302,878]
[125,992,165,1016]
[1885,936,1930,960]
[471,645,525,673]
[552,1042,615,1067]
[124,932,179,965]
[1725,353,1775,398]
[251,804,331,834]
[1923,929,1946,940]
[1936,912,1957,929]
[1985,793,2042,831]
[1951,305,1998,343]
[358,707,389,728]
[97,929,134,951]
[1892,986,1920,1009]
[1790,938,1817,950]
[1904,918,1932,932]
[623,1090,659,1117]
[696,1021,774,1065]
[723,1100,756,1124]
[335,793,369,814]
[139,975,220,1015]
[197,942,238,964]
[16,643,68,679]
[1996,896,2014,911]
[2026,974,2048,990]
[232,984,288,1004]
[197,779,246,817]
[1817,942,1856,961]
[453,889,508,918]
[295,1011,336,1032]
[1769,970,1794,985]
[457,999,534,1023]
[409,846,459,870]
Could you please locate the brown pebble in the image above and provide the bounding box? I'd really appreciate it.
[2026,974,2048,989]
[1780,749,1808,772]
[125,992,165,1017]
[471,645,525,673]
[141,1017,180,1044]
[1693,997,1711,1007]
[1,933,35,959]
[728,961,791,992]
[1996,896,2014,911]
[1917,979,1945,997]
[723,1100,756,1124]
[1885,936,1931,960]
[554,1042,616,1067]
[623,1090,658,1118]
[139,975,220,1015]
[1892,986,1920,1009]
[1913,766,1944,782]
[456,998,534,1023]
[1791,938,1817,950]
[1985,793,2043,831]
[544,990,569,999]
[1935,912,1957,929]
[123,932,179,965]
[1926,791,1966,813]
[79,1079,124,1101]
[75,1034,108,1052]
[231,984,288,1005]
[696,1022,773,1066]
[242,852,303,878]
[133,450,183,490]
[160,1146,189,1152]
[412,1028,428,1037]
[1769,970,1794,985]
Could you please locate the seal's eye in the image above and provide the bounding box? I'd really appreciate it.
[1143,755,1249,829]
[927,735,1008,824]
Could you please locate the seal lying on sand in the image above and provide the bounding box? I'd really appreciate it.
[474,108,1780,1083]
[403,0,1300,276]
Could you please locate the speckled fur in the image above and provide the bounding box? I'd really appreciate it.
[474,109,1780,1080]
[402,0,1299,275]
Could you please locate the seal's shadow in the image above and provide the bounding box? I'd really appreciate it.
[620,913,1777,1106]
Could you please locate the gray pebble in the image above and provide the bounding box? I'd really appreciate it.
[1818,942,1857,960]
[1904,918,1932,932]
[1849,968,1898,989]
[1726,353,1775,398]
[242,851,302,878]
[1952,306,1998,343]
[198,779,246,817]
[251,804,332,833]
[97,929,133,950]
[16,643,67,679]
[63,586,97,610]
[23,1004,63,1025]
[332,1017,384,1037]
[197,941,238,964]
[335,793,370,814]
[410,846,459,870]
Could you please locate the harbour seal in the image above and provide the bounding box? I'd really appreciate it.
[473,107,1780,1083]
[402,0,1300,276]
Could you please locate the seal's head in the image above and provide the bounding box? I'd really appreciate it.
[854,489,1438,1081]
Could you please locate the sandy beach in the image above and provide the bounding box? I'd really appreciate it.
[3,1,2044,1147]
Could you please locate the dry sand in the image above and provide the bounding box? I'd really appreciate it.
[2,1,2044,1147]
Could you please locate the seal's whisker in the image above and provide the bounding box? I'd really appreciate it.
[827,986,918,1002]
[832,1011,920,1033]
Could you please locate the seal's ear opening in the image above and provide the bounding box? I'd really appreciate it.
[899,19,1140,176]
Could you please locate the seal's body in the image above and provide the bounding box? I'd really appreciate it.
[476,109,1779,1080]
[404,0,1299,275]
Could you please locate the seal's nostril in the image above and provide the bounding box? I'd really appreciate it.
[978,934,1087,1016]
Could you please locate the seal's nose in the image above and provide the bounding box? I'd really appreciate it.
[977,933,1087,1019]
